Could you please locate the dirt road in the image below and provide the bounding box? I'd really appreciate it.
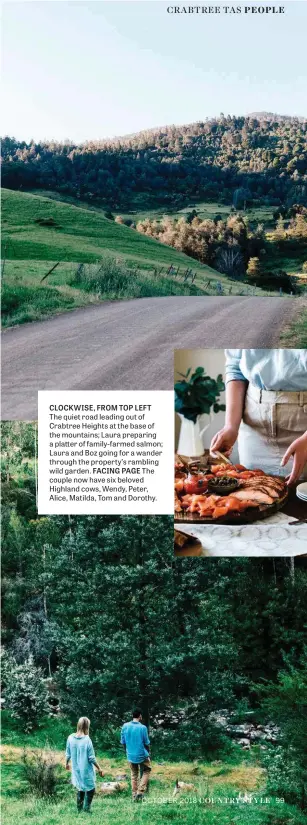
[1,296,296,420]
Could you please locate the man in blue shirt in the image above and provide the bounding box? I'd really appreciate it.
[120,708,151,801]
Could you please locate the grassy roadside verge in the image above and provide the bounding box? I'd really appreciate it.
[1,261,208,328]
[279,299,307,347]
[2,258,280,330]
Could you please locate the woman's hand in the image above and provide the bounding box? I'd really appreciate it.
[210,380,246,457]
[210,425,239,457]
[281,432,307,485]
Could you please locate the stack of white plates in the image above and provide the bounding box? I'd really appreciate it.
[296,482,307,503]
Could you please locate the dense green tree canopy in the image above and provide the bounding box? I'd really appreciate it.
[2,115,307,210]
[2,426,307,725]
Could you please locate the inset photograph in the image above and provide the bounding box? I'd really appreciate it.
[174,348,307,556]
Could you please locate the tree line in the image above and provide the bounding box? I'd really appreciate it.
[2,115,307,210]
[133,206,307,287]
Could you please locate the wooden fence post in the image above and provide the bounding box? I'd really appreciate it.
[40,262,60,283]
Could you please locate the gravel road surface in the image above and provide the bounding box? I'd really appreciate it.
[1,296,296,420]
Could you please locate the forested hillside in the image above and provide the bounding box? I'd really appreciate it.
[2,115,307,211]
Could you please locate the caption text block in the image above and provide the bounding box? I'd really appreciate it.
[38,391,174,515]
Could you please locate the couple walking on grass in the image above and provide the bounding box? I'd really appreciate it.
[65,709,151,814]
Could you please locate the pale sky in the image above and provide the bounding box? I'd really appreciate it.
[2,1,307,143]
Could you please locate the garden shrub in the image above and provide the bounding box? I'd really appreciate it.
[4,655,49,732]
[22,746,61,798]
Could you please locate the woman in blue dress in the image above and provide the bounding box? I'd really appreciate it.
[66,717,104,814]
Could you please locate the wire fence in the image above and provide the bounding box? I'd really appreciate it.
[2,254,306,299]
[133,263,301,298]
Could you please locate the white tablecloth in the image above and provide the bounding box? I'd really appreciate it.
[175,512,307,557]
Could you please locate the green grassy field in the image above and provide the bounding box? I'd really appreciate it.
[117,201,276,229]
[9,189,305,274]
[27,190,278,229]
[2,714,305,825]
[1,189,281,327]
[1,188,222,272]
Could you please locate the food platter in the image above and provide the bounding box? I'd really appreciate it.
[175,455,288,525]
[175,491,288,524]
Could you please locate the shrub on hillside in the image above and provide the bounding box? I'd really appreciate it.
[4,654,49,732]
[22,747,61,798]
[69,257,204,299]
[247,270,296,294]
[70,257,132,295]
[261,745,304,810]
[34,217,61,228]
[2,285,43,313]
[1,284,74,326]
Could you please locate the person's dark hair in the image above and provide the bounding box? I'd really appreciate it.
[132,708,142,719]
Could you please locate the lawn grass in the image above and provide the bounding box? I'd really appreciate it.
[2,713,305,825]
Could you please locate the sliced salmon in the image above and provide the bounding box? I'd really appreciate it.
[230,489,275,506]
[175,492,182,512]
